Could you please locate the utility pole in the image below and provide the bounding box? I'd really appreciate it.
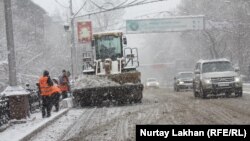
[69,0,76,79]
[2,0,30,120]
[4,0,17,86]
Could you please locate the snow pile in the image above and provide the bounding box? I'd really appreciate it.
[61,98,74,108]
[73,75,120,89]
[0,86,30,96]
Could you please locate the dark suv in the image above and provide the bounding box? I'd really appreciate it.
[174,72,194,92]
[193,59,242,98]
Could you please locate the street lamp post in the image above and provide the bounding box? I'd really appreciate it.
[70,0,76,79]
[64,23,73,79]
[64,0,76,80]
[66,0,93,78]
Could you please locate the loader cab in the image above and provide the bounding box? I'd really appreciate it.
[93,31,126,61]
[87,31,139,75]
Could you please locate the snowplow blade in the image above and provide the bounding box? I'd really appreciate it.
[73,84,143,107]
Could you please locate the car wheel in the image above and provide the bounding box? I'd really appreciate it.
[237,92,243,97]
[199,84,207,99]
[235,88,243,97]
[176,87,180,92]
[194,91,199,98]
[193,83,199,97]
[225,92,231,97]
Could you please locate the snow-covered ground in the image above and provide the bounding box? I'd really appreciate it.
[28,109,85,141]
[24,88,250,140]
[0,108,69,141]
[243,83,250,94]
[1,87,250,141]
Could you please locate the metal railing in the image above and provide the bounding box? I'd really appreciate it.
[0,96,9,127]
[27,89,41,114]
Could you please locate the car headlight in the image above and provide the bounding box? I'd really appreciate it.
[234,77,241,82]
[179,81,184,84]
[203,78,212,84]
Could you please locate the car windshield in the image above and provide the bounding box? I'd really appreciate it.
[202,61,234,73]
[178,73,193,79]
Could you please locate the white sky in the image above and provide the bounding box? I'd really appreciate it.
[32,0,181,20]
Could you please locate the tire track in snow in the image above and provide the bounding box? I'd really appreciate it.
[115,118,129,141]
[205,98,250,123]
[166,91,222,124]
[63,103,161,140]
[176,91,250,124]
[62,108,97,141]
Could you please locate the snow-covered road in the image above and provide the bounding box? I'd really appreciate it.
[243,83,250,94]
[28,88,250,141]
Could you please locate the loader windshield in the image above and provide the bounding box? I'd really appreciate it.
[95,34,122,60]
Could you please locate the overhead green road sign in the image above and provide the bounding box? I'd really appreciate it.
[126,15,205,34]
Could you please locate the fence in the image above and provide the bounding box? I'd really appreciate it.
[27,89,41,114]
[0,96,9,127]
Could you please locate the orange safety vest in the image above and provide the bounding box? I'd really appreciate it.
[51,85,62,94]
[39,76,54,96]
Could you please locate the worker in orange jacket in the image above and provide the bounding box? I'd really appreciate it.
[51,79,61,112]
[38,70,54,118]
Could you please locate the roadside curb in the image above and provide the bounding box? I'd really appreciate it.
[0,123,11,132]
[19,108,70,141]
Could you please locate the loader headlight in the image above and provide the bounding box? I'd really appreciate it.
[179,81,184,84]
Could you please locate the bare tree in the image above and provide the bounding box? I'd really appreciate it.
[86,0,125,32]
[178,0,250,73]
[0,0,71,89]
